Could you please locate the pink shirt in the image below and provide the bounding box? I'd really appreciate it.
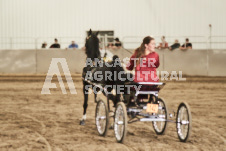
[127,52,160,82]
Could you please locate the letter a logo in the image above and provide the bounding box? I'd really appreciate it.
[41,58,77,94]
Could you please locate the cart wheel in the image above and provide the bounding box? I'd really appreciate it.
[95,99,109,136]
[152,98,168,135]
[114,102,127,143]
[176,102,192,142]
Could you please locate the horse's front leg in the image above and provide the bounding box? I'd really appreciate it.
[80,81,89,125]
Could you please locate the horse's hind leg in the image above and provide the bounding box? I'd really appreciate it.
[94,93,97,103]
[80,81,89,125]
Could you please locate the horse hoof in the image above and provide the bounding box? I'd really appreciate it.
[80,120,85,125]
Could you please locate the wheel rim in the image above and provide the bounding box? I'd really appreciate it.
[177,105,189,140]
[153,100,166,133]
[114,104,125,141]
[96,101,107,135]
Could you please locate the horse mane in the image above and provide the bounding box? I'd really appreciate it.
[85,29,100,61]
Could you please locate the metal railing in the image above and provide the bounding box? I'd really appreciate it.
[0,35,226,50]
[0,37,85,49]
[122,35,226,49]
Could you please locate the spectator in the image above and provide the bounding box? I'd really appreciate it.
[41,42,47,48]
[157,36,168,49]
[180,38,192,50]
[169,39,180,50]
[68,41,78,49]
[107,42,114,49]
[50,38,60,48]
[113,38,122,49]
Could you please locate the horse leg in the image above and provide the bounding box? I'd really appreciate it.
[80,81,89,125]
[94,93,97,103]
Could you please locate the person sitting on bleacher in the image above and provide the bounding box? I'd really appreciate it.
[107,42,114,49]
[68,41,78,49]
[50,38,60,48]
[169,39,180,50]
[157,36,168,49]
[180,38,192,50]
[113,38,122,49]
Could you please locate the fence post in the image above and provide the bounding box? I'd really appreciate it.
[209,24,212,49]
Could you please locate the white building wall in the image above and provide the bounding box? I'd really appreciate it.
[0,0,226,49]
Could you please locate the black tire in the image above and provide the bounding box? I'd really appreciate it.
[95,99,109,136]
[176,102,192,142]
[152,98,168,135]
[114,102,127,143]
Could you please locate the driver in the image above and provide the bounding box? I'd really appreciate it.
[126,36,160,102]
[127,36,159,83]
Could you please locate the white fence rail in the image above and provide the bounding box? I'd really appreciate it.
[0,49,226,76]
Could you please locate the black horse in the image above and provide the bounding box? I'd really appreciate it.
[80,29,132,125]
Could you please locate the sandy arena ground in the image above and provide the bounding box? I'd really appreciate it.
[0,74,225,151]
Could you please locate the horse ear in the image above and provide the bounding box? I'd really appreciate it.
[88,29,92,35]
[96,31,99,36]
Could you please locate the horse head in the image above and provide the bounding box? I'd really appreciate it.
[85,29,100,61]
